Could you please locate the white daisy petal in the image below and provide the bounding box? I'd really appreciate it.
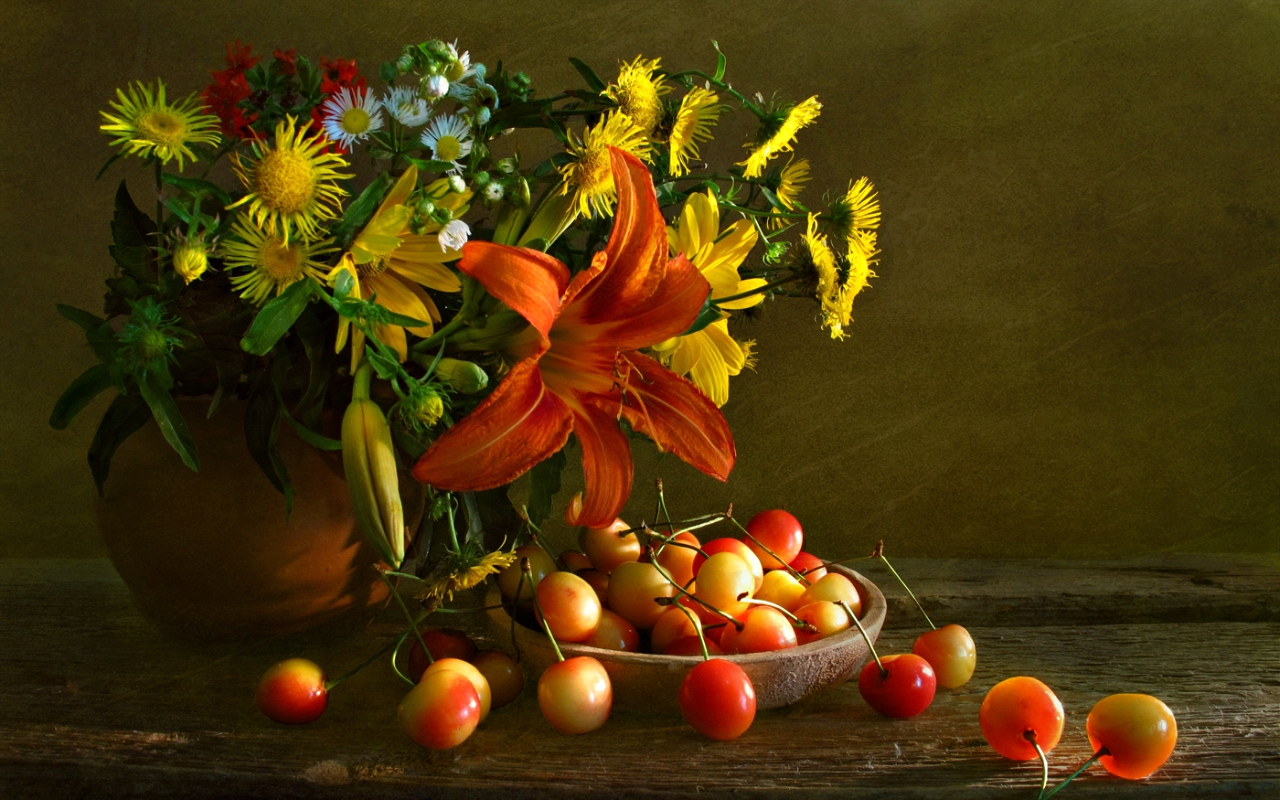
[383,87,431,127]
[320,87,384,148]
[419,114,473,174]
[439,220,470,252]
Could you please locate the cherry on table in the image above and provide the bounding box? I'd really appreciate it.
[679,658,757,741]
[408,628,478,682]
[858,653,937,718]
[912,623,977,688]
[1087,693,1178,779]
[979,676,1065,760]
[421,657,492,722]
[256,657,328,725]
[398,668,481,749]
[538,656,612,734]
[470,650,524,711]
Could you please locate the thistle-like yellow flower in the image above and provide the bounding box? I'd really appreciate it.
[99,80,220,169]
[558,112,651,219]
[738,96,822,179]
[605,56,670,136]
[418,548,518,601]
[668,87,724,177]
[800,213,874,340]
[331,165,469,369]
[651,191,765,406]
[220,217,336,305]
[768,156,810,229]
[170,236,212,284]
[227,116,352,245]
[825,177,881,245]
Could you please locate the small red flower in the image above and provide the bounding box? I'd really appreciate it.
[319,56,365,95]
[204,41,260,139]
[273,48,298,76]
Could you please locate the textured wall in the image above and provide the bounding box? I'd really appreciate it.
[2,0,1276,559]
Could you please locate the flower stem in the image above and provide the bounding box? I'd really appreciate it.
[712,274,800,306]
[1041,748,1108,799]
[324,633,403,691]
[838,599,885,678]
[378,569,432,666]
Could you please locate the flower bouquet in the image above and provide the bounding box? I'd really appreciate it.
[53,37,881,616]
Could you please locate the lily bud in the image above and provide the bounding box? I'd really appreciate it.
[434,358,489,394]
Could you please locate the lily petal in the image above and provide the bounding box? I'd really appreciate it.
[570,396,635,528]
[457,241,570,338]
[581,252,709,351]
[619,352,735,481]
[413,359,574,490]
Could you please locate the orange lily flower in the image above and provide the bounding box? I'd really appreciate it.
[412,148,735,527]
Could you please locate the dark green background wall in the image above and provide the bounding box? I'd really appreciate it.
[3,0,1276,560]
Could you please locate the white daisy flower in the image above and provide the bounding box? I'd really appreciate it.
[443,41,477,83]
[423,75,449,101]
[383,87,431,127]
[420,114,473,174]
[438,219,470,252]
[320,87,384,149]
[484,182,504,202]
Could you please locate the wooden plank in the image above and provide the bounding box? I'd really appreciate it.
[1,559,1277,797]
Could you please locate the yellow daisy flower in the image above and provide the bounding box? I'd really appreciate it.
[825,176,881,244]
[738,96,822,179]
[417,548,519,602]
[605,56,670,137]
[768,156,810,229]
[220,217,336,305]
[800,213,875,340]
[99,80,220,169]
[227,116,352,245]
[651,191,765,406]
[668,87,724,177]
[331,165,470,370]
[557,112,651,219]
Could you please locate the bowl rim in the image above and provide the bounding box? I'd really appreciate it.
[489,562,887,664]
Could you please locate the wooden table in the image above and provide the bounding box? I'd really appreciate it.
[2,556,1277,798]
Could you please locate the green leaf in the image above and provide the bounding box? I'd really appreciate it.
[239,278,315,355]
[380,309,430,329]
[331,172,395,248]
[379,60,398,84]
[50,364,115,430]
[88,393,152,496]
[57,304,107,332]
[244,371,293,516]
[137,370,199,472]
[759,185,784,211]
[109,180,155,282]
[207,350,244,419]
[568,57,607,93]
[527,448,567,527]
[682,297,722,335]
[291,308,331,428]
[366,347,402,382]
[712,40,727,82]
[279,405,343,450]
[159,173,234,206]
[332,269,355,298]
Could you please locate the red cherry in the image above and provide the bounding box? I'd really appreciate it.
[398,669,481,749]
[719,606,798,654]
[256,658,328,725]
[789,551,827,582]
[583,609,641,652]
[538,656,612,734]
[912,624,977,688]
[408,628,478,682]
[980,676,1065,760]
[1087,694,1178,779]
[679,659,757,740]
[744,509,804,569]
[470,650,524,711]
[663,635,724,656]
[858,653,937,718]
[579,517,641,575]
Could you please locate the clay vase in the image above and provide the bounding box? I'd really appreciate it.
[95,397,421,641]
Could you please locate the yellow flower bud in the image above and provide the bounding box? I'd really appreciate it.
[172,238,210,284]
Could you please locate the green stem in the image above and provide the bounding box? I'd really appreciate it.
[444,491,460,553]
[1041,749,1108,799]
[352,360,373,401]
[378,570,432,665]
[324,633,403,691]
[712,275,800,306]
[742,596,816,632]
[154,159,164,236]
[525,559,564,661]
[878,554,936,630]
[648,545,742,630]
[431,603,506,613]
[667,69,757,112]
[389,629,416,687]
[838,599,885,678]
[675,603,711,661]
[1028,733,1049,800]
[727,515,812,586]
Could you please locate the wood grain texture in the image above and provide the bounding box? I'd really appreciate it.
[1,558,1277,798]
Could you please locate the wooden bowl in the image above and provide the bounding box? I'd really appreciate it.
[485,564,885,710]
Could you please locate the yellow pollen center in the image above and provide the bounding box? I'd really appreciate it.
[616,79,661,133]
[340,107,370,135]
[135,110,186,147]
[262,240,303,280]
[254,149,317,214]
[580,144,613,196]
[435,135,462,163]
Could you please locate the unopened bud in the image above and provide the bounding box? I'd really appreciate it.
[433,358,488,394]
[171,238,210,284]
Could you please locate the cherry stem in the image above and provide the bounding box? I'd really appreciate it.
[379,569,433,665]
[838,599,886,678]
[648,544,743,631]
[525,559,565,662]
[324,632,404,691]
[740,595,818,633]
[1040,748,1109,799]
[1025,731,1049,800]
[727,515,812,586]
[388,629,416,687]
[518,513,559,564]
[877,552,936,631]
[675,603,711,661]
